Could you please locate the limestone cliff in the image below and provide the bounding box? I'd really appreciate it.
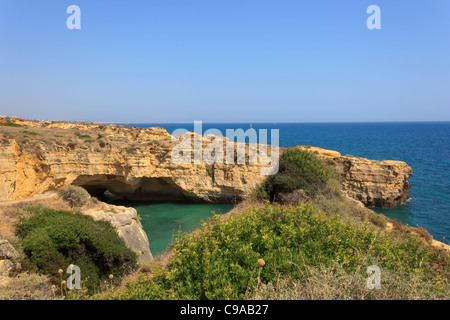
[81,200,153,263]
[298,146,413,208]
[0,240,20,278]
[0,121,273,203]
[0,120,412,208]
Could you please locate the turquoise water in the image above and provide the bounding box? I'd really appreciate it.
[113,201,234,256]
[123,122,450,245]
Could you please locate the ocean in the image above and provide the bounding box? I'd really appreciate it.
[119,122,450,255]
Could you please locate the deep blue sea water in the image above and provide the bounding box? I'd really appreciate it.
[123,122,450,248]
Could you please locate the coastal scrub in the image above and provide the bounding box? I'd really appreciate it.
[102,203,449,300]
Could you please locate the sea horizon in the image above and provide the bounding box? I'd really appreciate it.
[103,120,450,125]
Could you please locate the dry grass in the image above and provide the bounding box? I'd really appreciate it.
[309,179,388,230]
[415,226,434,244]
[0,272,57,300]
[0,200,52,246]
[0,119,175,160]
[251,263,450,300]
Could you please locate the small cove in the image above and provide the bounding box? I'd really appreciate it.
[112,200,234,256]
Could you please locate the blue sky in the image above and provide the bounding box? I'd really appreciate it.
[0,0,449,122]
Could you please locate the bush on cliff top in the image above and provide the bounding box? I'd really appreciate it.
[16,206,138,293]
[255,148,338,201]
[103,203,448,300]
[60,185,90,208]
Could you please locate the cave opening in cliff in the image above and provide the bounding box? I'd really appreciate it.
[77,184,122,202]
[69,175,234,257]
[71,175,195,202]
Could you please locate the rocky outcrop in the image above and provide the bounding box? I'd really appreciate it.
[0,240,20,278]
[337,157,412,208]
[298,146,413,208]
[0,121,412,208]
[0,121,274,203]
[82,201,153,264]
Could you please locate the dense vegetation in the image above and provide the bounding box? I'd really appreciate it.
[253,148,388,229]
[255,148,339,201]
[96,147,449,300]
[103,203,449,300]
[16,206,138,293]
[4,146,447,300]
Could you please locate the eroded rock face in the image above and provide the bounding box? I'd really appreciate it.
[0,240,20,278]
[337,157,412,208]
[0,122,412,208]
[0,122,273,203]
[298,146,413,208]
[81,202,153,264]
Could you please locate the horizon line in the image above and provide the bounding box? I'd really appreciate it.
[94,120,450,125]
[3,115,450,124]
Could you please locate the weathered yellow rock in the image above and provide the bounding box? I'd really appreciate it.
[335,156,412,207]
[0,123,269,202]
[82,201,153,263]
[294,146,412,207]
[296,146,342,158]
[0,121,412,208]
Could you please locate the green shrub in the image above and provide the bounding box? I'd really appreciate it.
[264,148,338,199]
[0,122,22,127]
[282,148,337,182]
[16,206,137,293]
[105,203,447,300]
[78,135,91,140]
[60,185,90,207]
[98,140,106,148]
[205,165,214,179]
[126,144,137,153]
[252,181,270,201]
[22,131,39,136]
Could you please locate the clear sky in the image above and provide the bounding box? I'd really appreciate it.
[0,0,449,123]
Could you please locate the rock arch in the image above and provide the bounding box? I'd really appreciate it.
[71,174,197,201]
